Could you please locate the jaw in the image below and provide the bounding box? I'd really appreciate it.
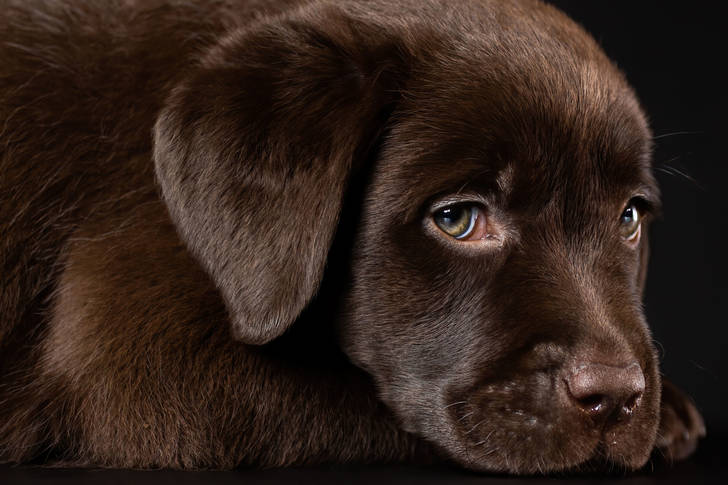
[435,369,661,475]
[367,350,661,475]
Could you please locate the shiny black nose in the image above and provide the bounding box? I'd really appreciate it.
[566,362,645,425]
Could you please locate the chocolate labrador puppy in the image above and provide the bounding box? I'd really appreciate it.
[0,0,705,474]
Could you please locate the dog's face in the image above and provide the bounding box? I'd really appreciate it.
[339,40,661,472]
[154,0,661,474]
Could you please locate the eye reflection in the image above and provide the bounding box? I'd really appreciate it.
[620,203,641,242]
[433,204,484,240]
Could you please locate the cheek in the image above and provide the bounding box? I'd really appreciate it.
[340,239,494,373]
[339,245,505,436]
[337,207,514,412]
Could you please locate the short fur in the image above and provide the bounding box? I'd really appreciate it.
[0,0,704,474]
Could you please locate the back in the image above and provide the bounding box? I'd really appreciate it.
[0,0,300,345]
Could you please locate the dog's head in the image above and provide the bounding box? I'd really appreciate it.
[154,0,661,474]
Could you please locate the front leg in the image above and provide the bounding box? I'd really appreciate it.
[2,201,420,468]
[655,378,706,461]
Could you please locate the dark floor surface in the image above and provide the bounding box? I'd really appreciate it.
[1,432,725,485]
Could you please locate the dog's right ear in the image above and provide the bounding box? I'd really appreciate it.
[153,5,410,344]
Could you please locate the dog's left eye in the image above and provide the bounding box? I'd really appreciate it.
[619,203,641,243]
[432,204,487,241]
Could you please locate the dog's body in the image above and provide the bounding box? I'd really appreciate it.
[0,0,704,473]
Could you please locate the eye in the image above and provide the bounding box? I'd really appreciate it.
[619,202,641,243]
[432,204,487,240]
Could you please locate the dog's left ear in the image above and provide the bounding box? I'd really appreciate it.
[153,5,408,344]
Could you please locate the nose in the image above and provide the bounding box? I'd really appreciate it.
[566,362,645,425]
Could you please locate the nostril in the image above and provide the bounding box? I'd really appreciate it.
[576,394,609,415]
[621,391,643,416]
[565,361,645,425]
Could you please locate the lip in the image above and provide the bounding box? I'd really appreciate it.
[444,375,656,474]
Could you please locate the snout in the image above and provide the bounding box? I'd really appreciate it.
[565,361,645,427]
[445,352,659,474]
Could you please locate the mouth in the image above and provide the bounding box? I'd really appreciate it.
[443,369,659,475]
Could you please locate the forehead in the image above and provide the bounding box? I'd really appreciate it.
[374,9,656,221]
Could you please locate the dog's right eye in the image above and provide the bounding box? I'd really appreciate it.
[432,204,487,240]
[619,202,642,244]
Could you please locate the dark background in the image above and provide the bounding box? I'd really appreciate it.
[2,1,726,483]
[548,0,727,434]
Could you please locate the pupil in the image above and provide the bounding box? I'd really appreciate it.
[622,207,634,223]
[442,207,462,226]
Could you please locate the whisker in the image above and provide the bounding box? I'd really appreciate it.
[654,164,705,190]
[465,418,486,435]
[652,339,666,360]
[652,130,702,140]
[473,429,495,446]
[458,411,474,423]
[656,155,681,166]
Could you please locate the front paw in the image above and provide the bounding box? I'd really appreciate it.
[655,379,706,461]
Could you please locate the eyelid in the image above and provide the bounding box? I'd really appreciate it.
[429,193,489,213]
[630,193,661,218]
[626,224,641,242]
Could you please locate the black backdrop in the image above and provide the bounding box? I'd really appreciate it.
[547,0,727,432]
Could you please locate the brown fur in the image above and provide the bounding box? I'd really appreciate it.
[0,0,704,473]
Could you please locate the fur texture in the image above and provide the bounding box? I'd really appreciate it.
[0,0,704,473]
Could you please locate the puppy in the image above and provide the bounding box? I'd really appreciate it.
[0,0,705,474]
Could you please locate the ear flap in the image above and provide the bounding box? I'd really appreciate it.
[153,5,407,344]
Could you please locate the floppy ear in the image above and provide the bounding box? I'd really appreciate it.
[153,5,407,344]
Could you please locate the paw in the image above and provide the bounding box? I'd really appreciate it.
[655,379,706,461]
